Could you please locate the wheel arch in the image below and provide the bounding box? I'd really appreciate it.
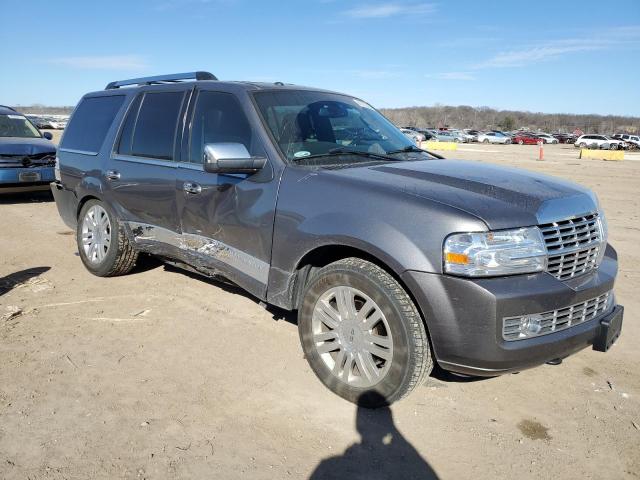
[283,243,435,344]
[76,194,101,219]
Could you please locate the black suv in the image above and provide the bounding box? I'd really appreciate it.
[52,72,623,407]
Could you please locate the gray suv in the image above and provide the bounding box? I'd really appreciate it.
[52,72,623,407]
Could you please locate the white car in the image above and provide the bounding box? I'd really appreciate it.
[448,129,473,143]
[625,135,640,149]
[400,128,425,144]
[477,131,512,144]
[574,135,625,150]
[536,133,558,144]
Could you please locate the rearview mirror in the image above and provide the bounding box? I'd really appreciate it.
[42,131,53,140]
[203,143,266,174]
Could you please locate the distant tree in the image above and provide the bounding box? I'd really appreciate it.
[380,106,639,134]
[499,116,515,131]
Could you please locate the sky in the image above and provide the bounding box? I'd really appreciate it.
[1,0,639,116]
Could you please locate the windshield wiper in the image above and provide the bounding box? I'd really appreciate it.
[385,145,423,154]
[386,145,445,159]
[291,148,399,163]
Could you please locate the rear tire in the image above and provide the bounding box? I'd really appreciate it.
[483,139,489,144]
[77,199,138,277]
[298,258,432,408]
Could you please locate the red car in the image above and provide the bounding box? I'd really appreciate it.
[513,133,542,145]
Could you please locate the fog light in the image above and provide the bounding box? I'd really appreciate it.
[519,314,543,335]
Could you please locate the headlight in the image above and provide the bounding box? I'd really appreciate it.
[596,210,608,263]
[444,227,547,277]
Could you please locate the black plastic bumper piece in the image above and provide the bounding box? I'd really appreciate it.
[593,305,624,352]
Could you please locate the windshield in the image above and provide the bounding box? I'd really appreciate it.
[253,90,426,164]
[0,114,41,138]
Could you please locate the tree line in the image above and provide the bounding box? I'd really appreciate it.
[380,104,639,134]
[13,104,640,135]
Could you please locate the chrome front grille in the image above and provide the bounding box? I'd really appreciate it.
[539,213,602,280]
[503,291,612,341]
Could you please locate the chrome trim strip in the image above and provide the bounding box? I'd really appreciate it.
[127,222,268,284]
[503,291,612,341]
[58,148,99,156]
[112,154,177,168]
[176,162,204,171]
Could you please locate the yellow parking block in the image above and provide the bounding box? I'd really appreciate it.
[423,141,457,151]
[579,149,624,161]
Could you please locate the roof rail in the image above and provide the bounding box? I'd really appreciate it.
[0,105,17,112]
[105,71,217,90]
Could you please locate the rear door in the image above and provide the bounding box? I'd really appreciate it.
[107,87,188,255]
[175,89,279,298]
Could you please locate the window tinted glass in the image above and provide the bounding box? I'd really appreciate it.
[131,91,184,160]
[189,91,252,163]
[61,96,125,153]
[0,114,41,138]
[116,94,142,156]
[253,90,421,164]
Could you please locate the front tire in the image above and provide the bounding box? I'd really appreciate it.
[77,199,138,277]
[298,258,432,408]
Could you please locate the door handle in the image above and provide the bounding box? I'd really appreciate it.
[105,170,120,181]
[183,181,202,194]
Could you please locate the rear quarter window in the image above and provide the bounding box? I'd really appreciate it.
[61,95,125,154]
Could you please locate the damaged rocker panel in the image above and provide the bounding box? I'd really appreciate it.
[127,221,269,285]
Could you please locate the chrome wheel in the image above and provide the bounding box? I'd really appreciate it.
[81,205,111,264]
[312,286,393,388]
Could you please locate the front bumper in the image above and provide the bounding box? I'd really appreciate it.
[402,244,621,376]
[0,166,55,193]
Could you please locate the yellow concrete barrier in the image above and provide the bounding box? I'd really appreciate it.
[579,149,624,161]
[423,141,457,151]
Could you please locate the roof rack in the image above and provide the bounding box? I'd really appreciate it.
[105,71,217,90]
[0,105,17,112]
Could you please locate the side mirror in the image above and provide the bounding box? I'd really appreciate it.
[42,131,53,140]
[203,143,266,174]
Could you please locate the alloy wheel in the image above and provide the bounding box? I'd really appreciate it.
[311,286,393,388]
[81,205,111,264]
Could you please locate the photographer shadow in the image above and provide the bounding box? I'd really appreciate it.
[309,392,439,480]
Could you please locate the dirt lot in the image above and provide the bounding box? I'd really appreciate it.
[1,141,639,479]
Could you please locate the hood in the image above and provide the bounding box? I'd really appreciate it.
[0,137,56,156]
[327,159,598,230]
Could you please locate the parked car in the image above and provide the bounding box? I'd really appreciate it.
[415,129,437,141]
[574,135,625,150]
[26,115,49,129]
[0,106,56,193]
[432,130,463,142]
[536,133,558,144]
[448,129,473,143]
[52,72,623,407]
[513,132,542,145]
[552,133,577,144]
[464,129,480,141]
[477,131,512,144]
[623,135,640,149]
[400,128,425,144]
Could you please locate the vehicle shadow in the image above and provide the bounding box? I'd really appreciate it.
[309,391,439,480]
[0,266,51,297]
[0,191,54,204]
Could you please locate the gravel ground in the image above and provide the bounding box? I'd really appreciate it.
[1,140,639,479]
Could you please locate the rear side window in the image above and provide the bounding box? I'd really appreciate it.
[61,95,125,154]
[131,92,184,160]
[116,95,143,156]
